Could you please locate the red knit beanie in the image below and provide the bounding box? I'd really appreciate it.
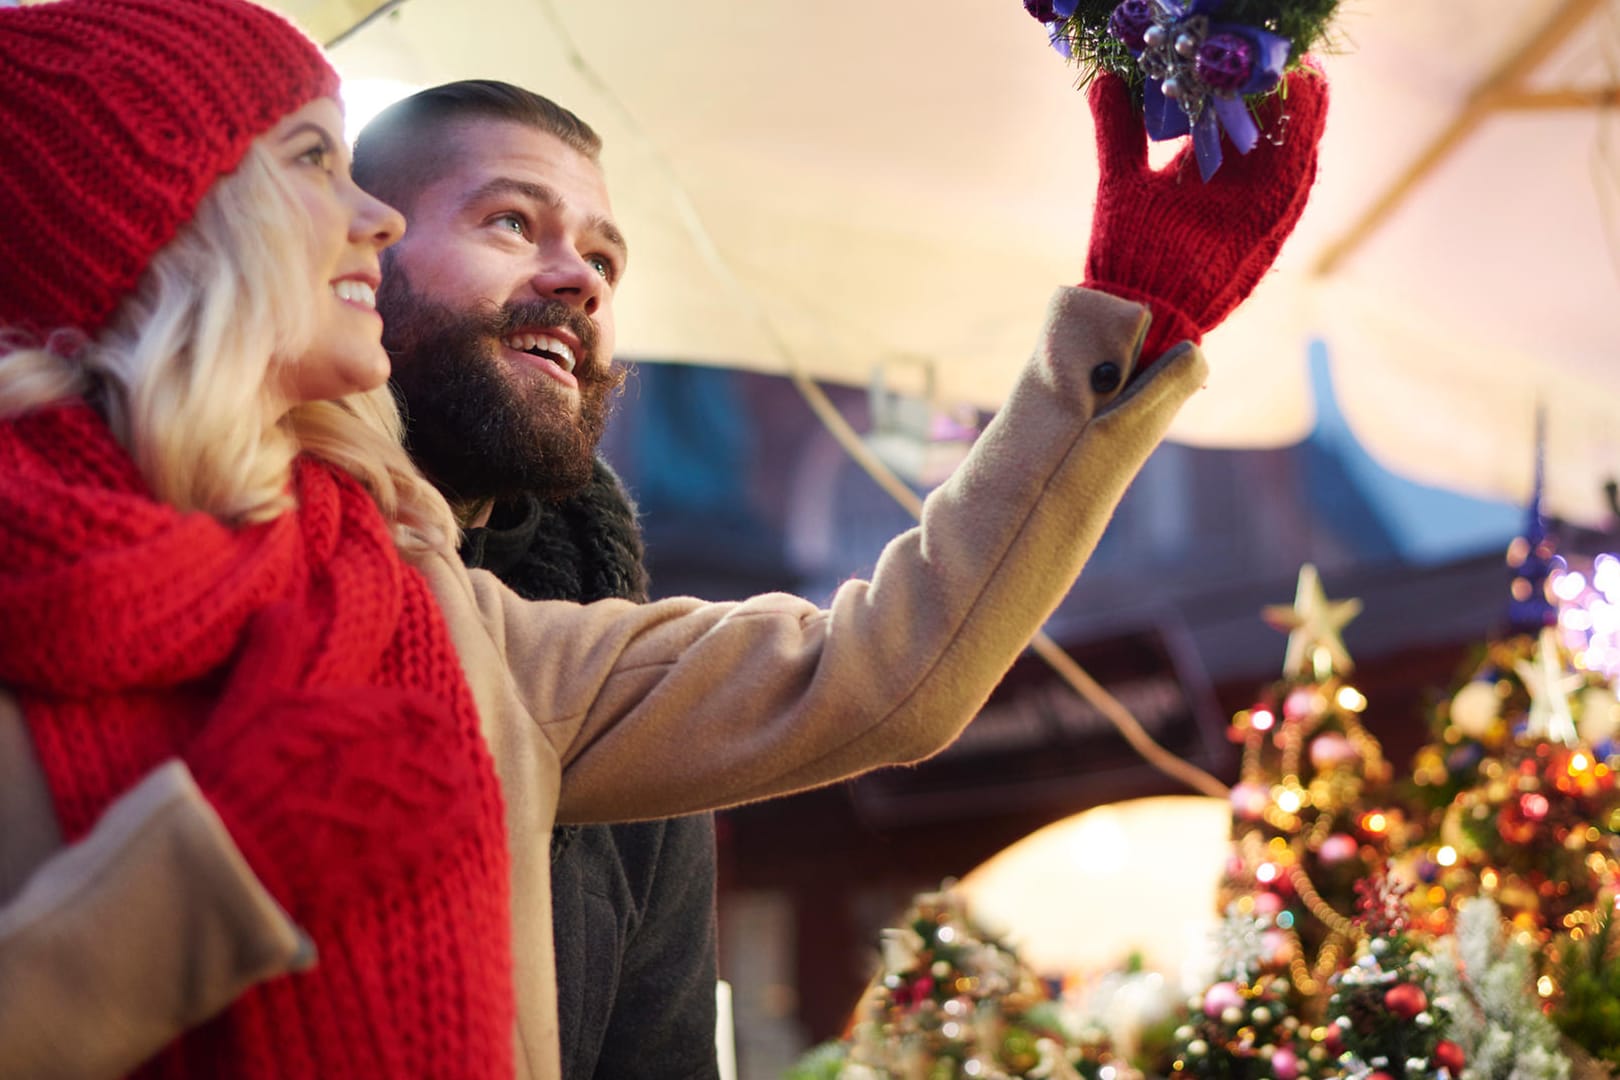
[0,0,340,339]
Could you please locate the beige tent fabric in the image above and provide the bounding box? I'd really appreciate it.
[283,0,1620,523]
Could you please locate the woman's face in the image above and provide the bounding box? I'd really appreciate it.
[264,97,406,406]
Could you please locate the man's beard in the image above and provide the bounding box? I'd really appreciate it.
[378,266,625,504]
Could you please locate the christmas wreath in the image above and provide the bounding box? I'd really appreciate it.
[1025,0,1340,179]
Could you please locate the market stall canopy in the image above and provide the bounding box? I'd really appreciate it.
[274,0,1620,524]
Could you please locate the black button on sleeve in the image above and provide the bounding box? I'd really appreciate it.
[1090,362,1123,394]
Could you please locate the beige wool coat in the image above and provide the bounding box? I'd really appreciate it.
[0,287,1207,1079]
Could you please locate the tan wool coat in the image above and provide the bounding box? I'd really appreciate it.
[0,287,1207,1079]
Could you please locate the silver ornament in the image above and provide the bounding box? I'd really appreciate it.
[1175,32,1199,57]
[1162,75,1185,100]
[1143,23,1168,49]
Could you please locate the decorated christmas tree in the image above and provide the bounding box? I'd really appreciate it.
[1321,871,1456,1080]
[803,887,1092,1079]
[1402,480,1620,952]
[1168,905,1330,1079]
[1219,565,1399,1004]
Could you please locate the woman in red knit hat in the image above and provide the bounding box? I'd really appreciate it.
[0,0,1326,1076]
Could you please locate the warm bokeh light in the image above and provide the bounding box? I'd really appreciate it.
[1335,686,1368,712]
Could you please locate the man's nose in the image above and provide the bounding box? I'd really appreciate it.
[530,246,604,316]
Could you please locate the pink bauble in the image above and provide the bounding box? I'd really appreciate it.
[1203,980,1243,1018]
[1283,688,1317,719]
[1317,833,1359,865]
[1309,732,1358,770]
[1271,1046,1301,1080]
[1230,782,1269,821]
[1253,892,1285,916]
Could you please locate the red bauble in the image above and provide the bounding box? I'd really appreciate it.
[1368,1073,1395,1080]
[1383,982,1429,1019]
[1322,1024,1346,1055]
[1434,1039,1466,1073]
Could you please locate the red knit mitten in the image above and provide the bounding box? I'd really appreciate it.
[187,605,489,921]
[1083,63,1330,365]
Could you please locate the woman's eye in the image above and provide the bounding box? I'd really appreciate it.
[298,143,332,170]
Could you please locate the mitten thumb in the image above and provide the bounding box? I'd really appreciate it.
[1088,73,1149,181]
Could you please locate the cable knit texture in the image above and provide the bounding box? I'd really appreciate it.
[0,0,339,337]
[0,403,515,1078]
[1083,66,1329,363]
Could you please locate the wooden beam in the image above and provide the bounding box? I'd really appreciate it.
[1312,0,1608,277]
[1490,85,1620,110]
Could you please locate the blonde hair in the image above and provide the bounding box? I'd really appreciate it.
[0,143,457,554]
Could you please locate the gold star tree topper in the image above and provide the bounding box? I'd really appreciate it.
[1262,564,1363,680]
[1514,626,1583,746]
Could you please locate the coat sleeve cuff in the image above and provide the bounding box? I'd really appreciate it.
[0,760,312,1078]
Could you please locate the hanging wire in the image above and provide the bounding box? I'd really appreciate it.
[489,0,1232,799]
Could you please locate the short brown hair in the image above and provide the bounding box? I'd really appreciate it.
[352,80,602,214]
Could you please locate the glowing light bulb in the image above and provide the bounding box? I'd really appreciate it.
[1555,572,1589,602]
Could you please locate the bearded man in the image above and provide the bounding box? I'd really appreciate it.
[355,80,720,1080]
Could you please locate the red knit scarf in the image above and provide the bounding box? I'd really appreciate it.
[0,403,516,1078]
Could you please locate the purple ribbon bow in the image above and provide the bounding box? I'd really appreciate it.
[1110,0,1291,180]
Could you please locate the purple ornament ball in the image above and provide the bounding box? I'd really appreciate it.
[1107,0,1156,52]
[1024,0,1057,20]
[1195,32,1255,93]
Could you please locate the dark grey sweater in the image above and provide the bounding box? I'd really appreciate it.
[460,461,721,1079]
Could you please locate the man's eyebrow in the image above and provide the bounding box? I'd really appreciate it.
[463,176,628,262]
